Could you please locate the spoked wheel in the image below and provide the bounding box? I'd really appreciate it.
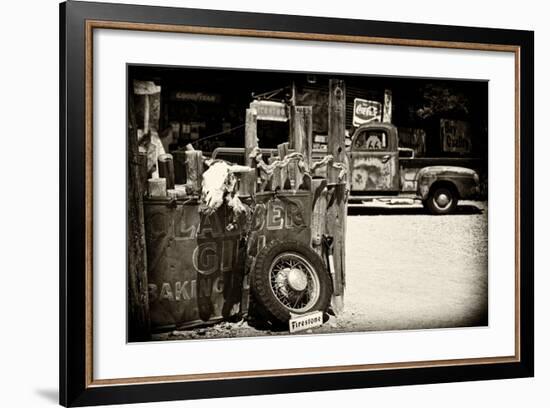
[251,241,332,325]
[269,252,321,312]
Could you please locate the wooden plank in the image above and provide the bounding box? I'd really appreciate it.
[290,106,313,190]
[292,106,313,165]
[185,150,203,194]
[127,89,151,342]
[270,156,281,191]
[138,151,149,194]
[277,142,291,189]
[383,89,393,123]
[239,108,258,196]
[311,178,328,257]
[327,79,347,312]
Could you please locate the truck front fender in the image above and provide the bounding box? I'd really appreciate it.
[416,166,480,200]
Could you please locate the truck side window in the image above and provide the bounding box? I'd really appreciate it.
[354,130,387,151]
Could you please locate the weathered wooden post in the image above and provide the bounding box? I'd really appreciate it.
[270,156,281,191]
[185,150,203,194]
[383,89,392,123]
[240,108,258,196]
[133,80,160,133]
[127,87,151,342]
[327,79,347,313]
[311,178,328,257]
[277,142,291,189]
[289,106,313,189]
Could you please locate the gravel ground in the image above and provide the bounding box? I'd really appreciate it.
[153,201,488,341]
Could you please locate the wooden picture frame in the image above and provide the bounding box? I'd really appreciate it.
[60,1,534,406]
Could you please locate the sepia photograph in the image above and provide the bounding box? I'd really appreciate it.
[127,65,488,342]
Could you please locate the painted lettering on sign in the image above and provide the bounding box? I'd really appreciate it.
[250,100,288,122]
[148,276,224,302]
[170,91,221,103]
[289,311,323,333]
[254,199,306,232]
[353,98,382,126]
[440,119,472,153]
[192,239,237,276]
[176,210,240,240]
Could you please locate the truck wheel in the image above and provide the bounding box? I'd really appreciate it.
[424,185,458,215]
[251,240,332,325]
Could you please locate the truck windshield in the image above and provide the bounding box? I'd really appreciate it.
[354,130,388,151]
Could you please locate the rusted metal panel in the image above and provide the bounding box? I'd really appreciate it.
[400,166,420,192]
[416,166,480,200]
[248,192,312,257]
[350,123,399,192]
[144,199,246,331]
[351,154,398,191]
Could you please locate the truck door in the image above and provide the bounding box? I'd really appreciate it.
[350,126,399,192]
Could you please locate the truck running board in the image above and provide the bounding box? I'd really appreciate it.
[347,195,422,208]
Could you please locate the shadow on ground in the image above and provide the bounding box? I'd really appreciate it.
[348,204,483,216]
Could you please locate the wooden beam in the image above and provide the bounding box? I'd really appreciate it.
[327,79,347,313]
[383,89,392,123]
[311,178,328,257]
[185,150,203,194]
[127,88,151,342]
[240,108,258,196]
[277,142,291,190]
[290,106,312,189]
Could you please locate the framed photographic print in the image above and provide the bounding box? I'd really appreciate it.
[59,1,534,406]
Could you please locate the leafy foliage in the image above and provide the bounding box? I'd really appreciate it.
[416,84,470,119]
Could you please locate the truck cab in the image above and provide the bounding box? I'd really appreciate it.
[349,123,400,193]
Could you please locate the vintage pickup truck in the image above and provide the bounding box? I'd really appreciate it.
[211,122,481,215]
[334,122,481,214]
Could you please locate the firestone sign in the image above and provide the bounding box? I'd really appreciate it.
[353,98,382,126]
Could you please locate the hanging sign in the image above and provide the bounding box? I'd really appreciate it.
[353,98,382,126]
[250,100,288,122]
[440,119,472,153]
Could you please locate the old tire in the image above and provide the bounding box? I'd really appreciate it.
[251,240,332,325]
[424,185,458,215]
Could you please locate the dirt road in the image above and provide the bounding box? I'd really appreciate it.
[154,201,488,341]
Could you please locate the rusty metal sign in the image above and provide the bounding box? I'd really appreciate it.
[248,192,312,257]
[353,98,382,126]
[440,119,472,153]
[250,100,288,122]
[144,199,246,331]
